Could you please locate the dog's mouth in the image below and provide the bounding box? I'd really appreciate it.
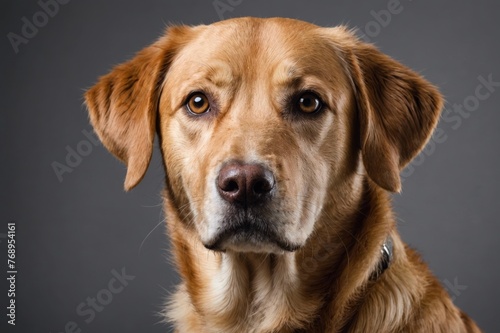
[203,217,300,253]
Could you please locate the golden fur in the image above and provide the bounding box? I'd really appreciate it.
[85,17,481,332]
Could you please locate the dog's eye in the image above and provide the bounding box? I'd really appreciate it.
[186,93,210,114]
[297,92,323,114]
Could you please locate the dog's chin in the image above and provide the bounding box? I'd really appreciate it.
[203,228,301,254]
[223,239,288,254]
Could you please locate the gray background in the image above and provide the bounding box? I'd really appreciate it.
[1,0,499,332]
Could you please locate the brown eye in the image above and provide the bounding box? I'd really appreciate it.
[297,92,322,113]
[186,93,210,114]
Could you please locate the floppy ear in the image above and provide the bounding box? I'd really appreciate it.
[85,26,194,191]
[343,37,443,192]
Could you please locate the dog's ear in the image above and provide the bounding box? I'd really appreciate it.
[337,34,443,192]
[85,26,195,191]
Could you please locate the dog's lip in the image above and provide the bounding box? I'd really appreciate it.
[203,222,300,253]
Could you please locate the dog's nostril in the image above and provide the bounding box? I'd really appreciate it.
[253,178,274,194]
[223,179,239,192]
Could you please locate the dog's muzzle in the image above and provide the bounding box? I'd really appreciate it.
[203,161,299,253]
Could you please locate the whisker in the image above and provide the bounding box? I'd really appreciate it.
[139,211,167,255]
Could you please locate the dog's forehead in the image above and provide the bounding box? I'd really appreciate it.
[169,18,344,84]
[199,17,320,54]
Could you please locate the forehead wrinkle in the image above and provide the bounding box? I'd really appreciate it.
[178,60,236,89]
[272,62,304,89]
[205,62,236,88]
[268,48,344,92]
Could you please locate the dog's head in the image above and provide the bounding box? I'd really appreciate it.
[86,17,442,254]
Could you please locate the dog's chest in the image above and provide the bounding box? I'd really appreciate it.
[170,255,321,333]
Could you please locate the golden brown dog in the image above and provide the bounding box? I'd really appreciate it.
[85,17,482,333]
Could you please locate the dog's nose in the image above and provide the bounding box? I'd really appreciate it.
[217,162,275,206]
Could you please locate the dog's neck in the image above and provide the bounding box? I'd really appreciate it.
[165,179,396,332]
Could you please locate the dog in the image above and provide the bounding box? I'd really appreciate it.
[85,17,482,333]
